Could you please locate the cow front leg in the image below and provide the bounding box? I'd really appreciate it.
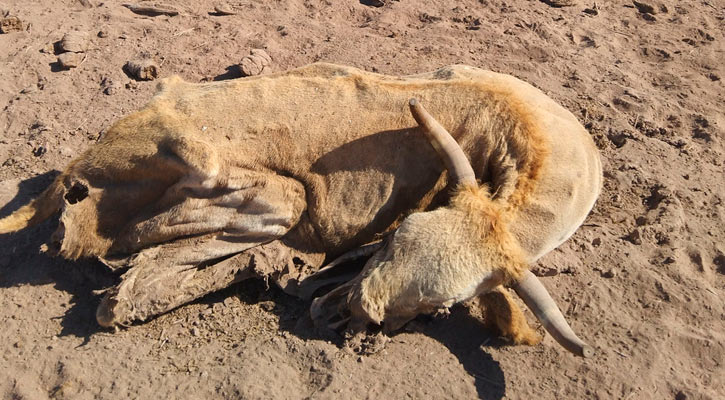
[96,238,321,327]
[96,247,257,327]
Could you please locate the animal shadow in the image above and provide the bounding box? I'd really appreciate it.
[0,173,117,342]
[223,275,507,399]
[423,306,509,399]
[213,65,242,81]
[0,171,58,219]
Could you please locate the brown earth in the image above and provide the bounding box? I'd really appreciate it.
[0,0,724,399]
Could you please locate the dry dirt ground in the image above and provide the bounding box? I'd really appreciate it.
[0,0,724,399]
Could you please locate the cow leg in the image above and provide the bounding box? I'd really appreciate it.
[478,286,541,346]
[96,248,257,327]
[296,240,386,300]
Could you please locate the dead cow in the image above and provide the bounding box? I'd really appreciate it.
[0,63,601,356]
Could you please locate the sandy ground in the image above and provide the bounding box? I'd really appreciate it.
[0,0,724,399]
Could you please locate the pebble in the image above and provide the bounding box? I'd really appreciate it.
[101,77,121,95]
[602,269,616,278]
[124,58,159,81]
[360,0,385,7]
[240,49,271,77]
[632,1,656,15]
[0,16,24,33]
[59,31,89,53]
[625,228,642,245]
[33,145,47,157]
[122,3,179,17]
[58,52,85,69]
[543,0,577,7]
[213,3,236,15]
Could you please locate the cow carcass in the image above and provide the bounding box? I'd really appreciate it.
[0,63,601,356]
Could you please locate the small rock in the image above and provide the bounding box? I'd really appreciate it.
[101,77,121,95]
[122,3,179,17]
[583,7,599,15]
[59,31,89,53]
[124,58,159,81]
[541,0,577,7]
[608,133,628,148]
[97,30,109,38]
[0,16,24,33]
[632,1,656,15]
[33,145,47,157]
[58,52,85,69]
[360,0,385,7]
[624,228,642,245]
[191,327,200,337]
[250,48,271,64]
[38,42,56,54]
[78,0,94,8]
[239,49,271,76]
[675,390,687,400]
[602,269,616,278]
[213,3,236,15]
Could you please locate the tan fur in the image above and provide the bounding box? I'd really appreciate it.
[479,287,541,346]
[0,63,601,327]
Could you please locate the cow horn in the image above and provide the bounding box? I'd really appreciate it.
[408,98,476,186]
[513,270,594,357]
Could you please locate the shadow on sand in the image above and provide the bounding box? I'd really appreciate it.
[0,173,506,397]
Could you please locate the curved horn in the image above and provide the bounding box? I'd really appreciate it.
[513,270,594,357]
[408,99,476,186]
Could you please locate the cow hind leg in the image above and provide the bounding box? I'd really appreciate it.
[478,287,541,346]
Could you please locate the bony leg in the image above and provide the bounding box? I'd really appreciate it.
[96,246,257,328]
[479,286,541,346]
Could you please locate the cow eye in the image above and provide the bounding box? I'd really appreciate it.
[64,182,89,204]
